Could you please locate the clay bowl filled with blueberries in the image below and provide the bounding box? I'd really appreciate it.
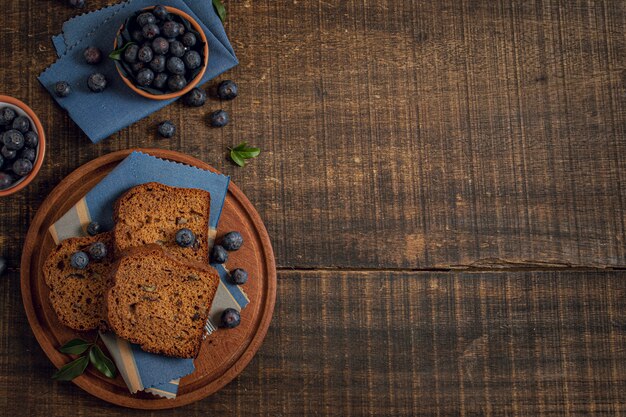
[111,5,209,100]
[0,96,45,196]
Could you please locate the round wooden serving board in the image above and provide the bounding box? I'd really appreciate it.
[20,149,276,409]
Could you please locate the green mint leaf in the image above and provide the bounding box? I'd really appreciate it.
[230,142,261,167]
[59,338,92,355]
[213,0,227,22]
[230,150,246,167]
[232,142,248,152]
[89,345,117,379]
[52,356,89,381]
[109,42,135,61]
[237,148,261,159]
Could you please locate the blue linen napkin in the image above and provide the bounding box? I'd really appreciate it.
[49,151,249,398]
[38,0,238,143]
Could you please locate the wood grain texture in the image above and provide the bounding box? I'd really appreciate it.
[4,270,626,415]
[0,0,623,269]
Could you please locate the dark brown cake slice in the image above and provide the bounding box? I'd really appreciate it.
[106,245,220,358]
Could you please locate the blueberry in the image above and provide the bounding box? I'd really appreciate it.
[169,40,185,57]
[1,147,16,160]
[131,62,145,72]
[0,257,6,276]
[182,50,202,70]
[158,121,176,138]
[153,72,168,90]
[131,29,145,43]
[70,251,89,269]
[175,228,195,247]
[220,308,241,329]
[183,88,206,107]
[12,158,32,176]
[0,172,12,189]
[209,110,229,127]
[138,45,153,63]
[20,148,36,162]
[136,12,156,27]
[83,46,102,64]
[24,131,38,148]
[68,0,85,8]
[12,116,30,133]
[167,75,187,91]
[166,56,185,75]
[149,54,166,73]
[217,80,238,100]
[123,44,139,63]
[230,269,248,285]
[142,23,160,40]
[153,5,169,20]
[136,68,155,86]
[54,81,71,98]
[161,20,181,38]
[221,231,243,251]
[87,222,101,236]
[3,130,24,150]
[211,244,228,264]
[0,154,3,168]
[177,23,185,36]
[88,73,107,92]
[151,37,169,55]
[181,32,197,47]
[0,107,16,125]
[88,242,107,260]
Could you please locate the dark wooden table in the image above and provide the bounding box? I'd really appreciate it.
[1,0,625,415]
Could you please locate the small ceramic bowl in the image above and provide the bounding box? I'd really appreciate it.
[0,95,45,197]
[113,6,209,100]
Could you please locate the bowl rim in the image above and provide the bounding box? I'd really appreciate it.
[0,95,46,197]
[113,6,210,100]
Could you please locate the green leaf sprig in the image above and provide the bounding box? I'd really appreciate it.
[228,142,261,167]
[52,335,117,381]
[213,0,227,22]
[108,42,135,61]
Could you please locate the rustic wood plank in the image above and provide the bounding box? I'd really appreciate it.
[0,0,625,268]
[3,269,626,415]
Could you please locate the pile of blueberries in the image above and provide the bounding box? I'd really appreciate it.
[0,107,39,190]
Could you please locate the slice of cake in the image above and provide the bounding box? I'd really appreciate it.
[43,232,115,331]
[106,245,220,358]
[113,182,211,263]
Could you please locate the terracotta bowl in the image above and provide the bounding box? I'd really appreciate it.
[0,95,46,197]
[113,6,209,100]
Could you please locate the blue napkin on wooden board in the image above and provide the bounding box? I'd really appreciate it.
[38,0,238,144]
[49,151,249,398]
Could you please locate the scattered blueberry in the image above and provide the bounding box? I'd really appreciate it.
[12,159,32,176]
[0,173,12,189]
[153,72,168,90]
[136,68,155,86]
[136,12,156,27]
[138,45,154,63]
[124,44,139,63]
[0,107,16,126]
[70,251,89,269]
[230,269,249,285]
[153,5,169,20]
[182,50,201,70]
[88,242,107,260]
[209,110,229,127]
[217,80,238,100]
[21,148,36,162]
[221,231,243,251]
[168,40,185,57]
[87,222,101,236]
[1,147,16,160]
[12,116,30,133]
[142,23,160,40]
[211,245,228,264]
[166,56,185,75]
[152,37,169,55]
[83,46,102,64]
[68,0,85,8]
[0,257,6,276]
[175,228,195,247]
[158,121,176,138]
[88,73,107,92]
[54,81,71,98]
[167,74,187,91]
[220,308,241,329]
[181,32,196,47]
[161,20,181,38]
[3,130,24,150]
[183,88,206,107]
[24,131,38,148]
[149,55,166,73]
